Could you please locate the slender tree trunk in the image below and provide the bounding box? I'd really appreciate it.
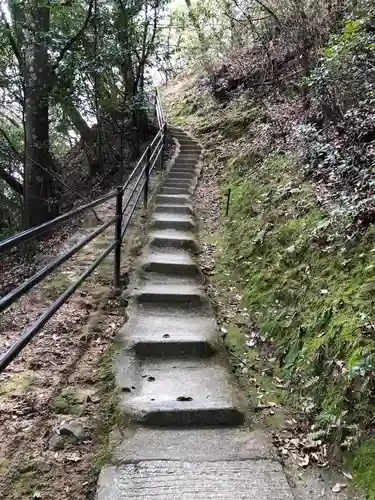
[93,0,104,173]
[24,1,55,228]
[116,4,135,96]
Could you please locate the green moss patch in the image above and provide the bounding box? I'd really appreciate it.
[352,439,375,500]
[0,373,36,397]
[218,154,375,427]
[52,386,86,415]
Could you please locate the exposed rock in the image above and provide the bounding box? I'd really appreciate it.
[36,460,51,473]
[87,394,101,404]
[59,421,88,442]
[49,434,65,451]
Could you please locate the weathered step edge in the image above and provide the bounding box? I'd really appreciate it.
[114,348,246,427]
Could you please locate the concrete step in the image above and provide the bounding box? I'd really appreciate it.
[154,204,193,215]
[113,427,276,462]
[118,308,217,357]
[164,180,192,188]
[179,149,201,156]
[166,173,196,182]
[172,159,199,167]
[97,460,293,500]
[162,183,193,191]
[149,229,199,252]
[133,282,207,308]
[136,272,201,288]
[152,212,196,231]
[161,186,191,196]
[156,194,190,205]
[168,168,197,176]
[139,248,201,276]
[176,139,200,148]
[177,148,199,155]
[170,159,199,167]
[117,357,245,426]
[173,159,199,166]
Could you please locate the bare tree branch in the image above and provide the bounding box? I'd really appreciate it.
[0,164,23,195]
[0,11,23,68]
[0,127,23,162]
[253,0,282,27]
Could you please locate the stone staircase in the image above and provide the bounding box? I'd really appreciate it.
[96,127,294,499]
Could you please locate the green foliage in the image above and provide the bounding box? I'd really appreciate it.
[309,11,375,108]
[0,0,168,231]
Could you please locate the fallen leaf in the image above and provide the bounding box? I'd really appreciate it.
[342,472,353,480]
[65,452,81,462]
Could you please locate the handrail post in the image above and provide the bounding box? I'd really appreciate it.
[225,188,231,217]
[144,146,151,209]
[161,122,167,170]
[114,186,123,288]
[154,90,157,125]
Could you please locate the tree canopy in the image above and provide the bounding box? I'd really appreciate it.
[0,0,168,232]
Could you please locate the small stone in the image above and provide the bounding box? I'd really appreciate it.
[177,396,193,402]
[147,376,155,382]
[122,387,131,393]
[49,434,65,451]
[87,395,101,404]
[163,334,170,338]
[36,460,51,473]
[332,483,347,493]
[59,421,88,441]
[109,428,123,445]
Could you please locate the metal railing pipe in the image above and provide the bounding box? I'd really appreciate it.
[0,190,116,254]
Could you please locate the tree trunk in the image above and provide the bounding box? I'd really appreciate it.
[116,4,135,96]
[24,1,55,228]
[58,96,95,144]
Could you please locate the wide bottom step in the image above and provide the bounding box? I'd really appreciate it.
[97,461,293,500]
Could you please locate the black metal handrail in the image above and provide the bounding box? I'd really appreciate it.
[0,91,167,373]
